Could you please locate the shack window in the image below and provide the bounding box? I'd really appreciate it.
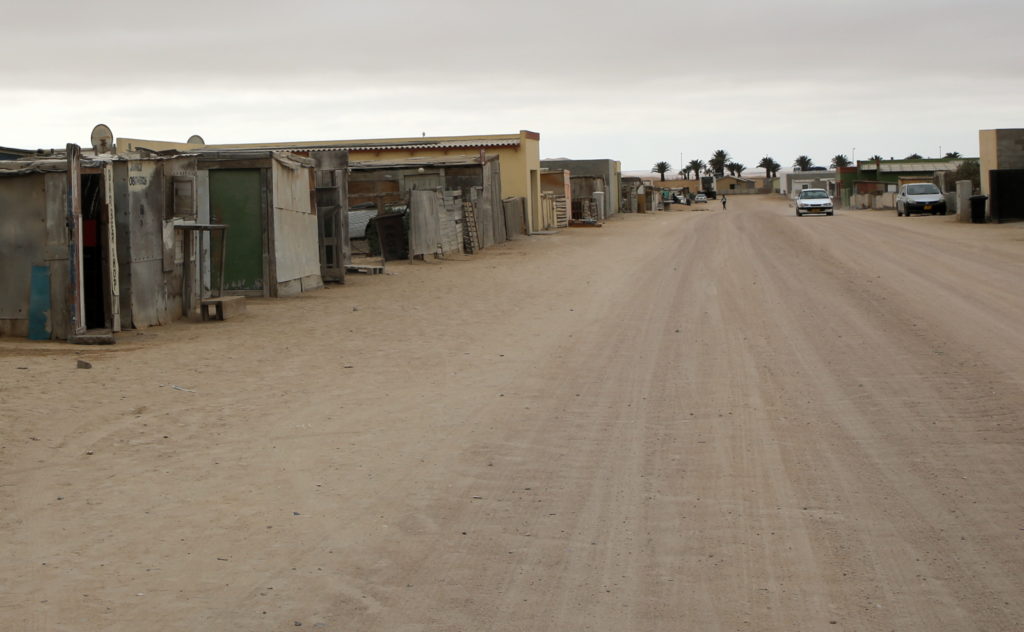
[170,176,197,219]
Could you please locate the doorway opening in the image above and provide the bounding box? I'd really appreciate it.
[80,173,109,330]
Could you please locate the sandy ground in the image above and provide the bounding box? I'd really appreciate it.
[3,195,1023,631]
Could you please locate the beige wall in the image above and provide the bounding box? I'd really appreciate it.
[653,178,700,190]
[979,129,998,197]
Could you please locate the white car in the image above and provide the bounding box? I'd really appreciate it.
[795,188,833,216]
[694,193,708,203]
[896,183,946,216]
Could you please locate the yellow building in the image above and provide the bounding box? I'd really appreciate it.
[116,130,543,232]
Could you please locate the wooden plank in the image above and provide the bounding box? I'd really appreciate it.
[261,168,273,297]
[200,295,246,321]
[66,144,85,336]
[103,162,121,332]
[344,264,385,275]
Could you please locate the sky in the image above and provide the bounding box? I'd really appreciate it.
[3,0,1022,173]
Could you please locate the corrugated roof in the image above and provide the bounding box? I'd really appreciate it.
[300,138,519,152]
[859,159,970,173]
[0,156,111,176]
[350,154,494,170]
[878,161,959,172]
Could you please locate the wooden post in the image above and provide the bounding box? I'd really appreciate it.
[66,144,85,336]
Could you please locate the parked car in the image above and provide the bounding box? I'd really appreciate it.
[694,193,708,203]
[794,188,834,216]
[896,183,946,216]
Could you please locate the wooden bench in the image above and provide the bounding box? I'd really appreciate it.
[200,296,246,321]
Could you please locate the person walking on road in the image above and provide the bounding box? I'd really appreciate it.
[721,194,727,210]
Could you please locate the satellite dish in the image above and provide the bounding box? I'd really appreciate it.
[90,123,114,154]
[187,134,205,145]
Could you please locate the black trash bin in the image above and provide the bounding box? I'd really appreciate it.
[969,195,988,224]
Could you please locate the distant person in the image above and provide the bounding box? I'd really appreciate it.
[721,194,727,210]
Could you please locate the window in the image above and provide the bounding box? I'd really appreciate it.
[171,176,197,220]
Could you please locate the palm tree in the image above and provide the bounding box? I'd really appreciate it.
[757,156,781,179]
[678,167,691,180]
[794,155,814,171]
[944,151,962,159]
[652,161,672,181]
[868,154,884,162]
[709,150,731,176]
[687,159,706,181]
[726,162,745,177]
[905,153,923,159]
[830,154,851,169]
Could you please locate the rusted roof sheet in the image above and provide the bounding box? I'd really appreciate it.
[350,154,494,170]
[191,149,316,168]
[0,157,110,176]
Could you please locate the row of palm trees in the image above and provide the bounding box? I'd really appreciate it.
[793,151,962,171]
[652,150,965,181]
[650,150,761,181]
[651,150,749,181]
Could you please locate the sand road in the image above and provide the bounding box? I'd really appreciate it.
[3,195,1023,631]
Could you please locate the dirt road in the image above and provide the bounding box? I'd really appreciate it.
[3,195,1023,631]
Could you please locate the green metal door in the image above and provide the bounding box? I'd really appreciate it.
[209,169,263,292]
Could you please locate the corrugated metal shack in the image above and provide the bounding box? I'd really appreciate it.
[194,150,324,297]
[113,152,200,329]
[1,144,329,340]
[0,145,207,339]
[0,147,116,339]
[347,154,510,258]
[120,138,350,286]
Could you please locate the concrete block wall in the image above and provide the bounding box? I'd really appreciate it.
[994,130,1024,168]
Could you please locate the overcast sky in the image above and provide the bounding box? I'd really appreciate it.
[3,0,1022,172]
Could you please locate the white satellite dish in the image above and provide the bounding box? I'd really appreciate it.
[90,123,114,154]
[187,134,205,145]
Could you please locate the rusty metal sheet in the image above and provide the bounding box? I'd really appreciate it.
[0,173,49,319]
[129,162,169,326]
[44,173,69,338]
